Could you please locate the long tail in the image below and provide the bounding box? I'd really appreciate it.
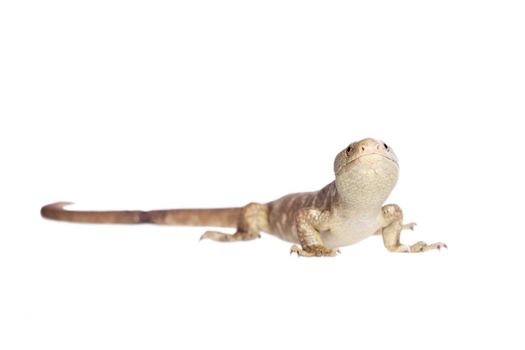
[41,202,241,228]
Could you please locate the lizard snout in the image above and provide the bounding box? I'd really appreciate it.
[354,138,389,156]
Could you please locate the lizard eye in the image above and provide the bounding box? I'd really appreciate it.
[346,145,353,155]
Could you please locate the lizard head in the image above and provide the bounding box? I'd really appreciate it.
[333,138,399,204]
[334,138,399,175]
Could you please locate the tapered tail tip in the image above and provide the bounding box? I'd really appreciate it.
[41,202,74,218]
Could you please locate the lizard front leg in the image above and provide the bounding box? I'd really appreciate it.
[379,204,447,253]
[199,202,267,242]
[290,208,338,257]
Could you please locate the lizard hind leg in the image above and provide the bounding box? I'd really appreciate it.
[199,202,268,242]
[199,230,260,242]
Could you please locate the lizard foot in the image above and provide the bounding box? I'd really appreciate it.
[409,241,448,252]
[290,244,340,257]
[200,230,261,242]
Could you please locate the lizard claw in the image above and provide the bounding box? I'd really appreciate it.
[290,244,302,257]
[436,242,448,250]
[402,222,417,231]
[408,241,448,252]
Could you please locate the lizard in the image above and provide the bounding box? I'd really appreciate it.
[41,138,447,257]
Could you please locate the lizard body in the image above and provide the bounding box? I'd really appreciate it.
[41,138,446,256]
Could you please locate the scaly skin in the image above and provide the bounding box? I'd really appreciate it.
[41,138,446,257]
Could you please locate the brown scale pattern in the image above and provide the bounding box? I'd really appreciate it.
[265,182,338,242]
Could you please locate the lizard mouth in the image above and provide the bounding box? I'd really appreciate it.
[350,153,398,165]
[337,153,398,175]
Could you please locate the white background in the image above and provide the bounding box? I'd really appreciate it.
[1,1,524,349]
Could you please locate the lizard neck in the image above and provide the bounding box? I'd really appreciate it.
[334,158,399,213]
